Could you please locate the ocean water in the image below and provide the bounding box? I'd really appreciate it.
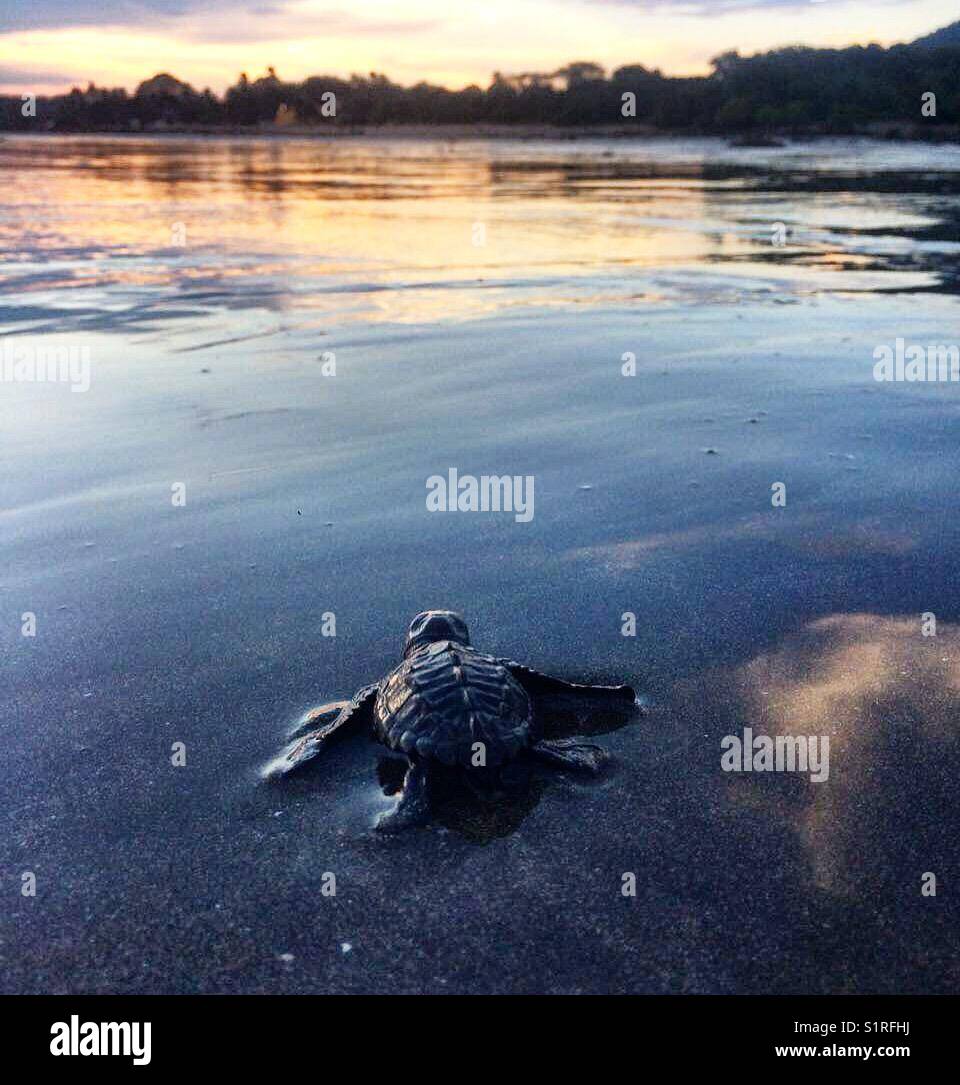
[1,134,958,993]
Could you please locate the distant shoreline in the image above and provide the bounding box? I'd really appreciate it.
[7,27,960,143]
[3,122,959,142]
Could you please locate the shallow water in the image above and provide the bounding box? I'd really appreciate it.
[1,135,958,993]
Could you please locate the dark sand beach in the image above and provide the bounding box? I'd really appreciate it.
[1,135,958,993]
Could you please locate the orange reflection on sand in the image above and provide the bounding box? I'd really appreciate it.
[733,614,959,899]
[565,513,918,572]
[0,136,716,326]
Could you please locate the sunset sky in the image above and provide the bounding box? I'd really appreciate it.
[0,0,956,95]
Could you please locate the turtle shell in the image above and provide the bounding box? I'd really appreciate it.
[374,640,534,767]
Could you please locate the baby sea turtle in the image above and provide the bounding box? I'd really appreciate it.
[267,609,637,832]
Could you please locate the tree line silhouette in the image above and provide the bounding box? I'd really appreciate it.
[2,25,958,134]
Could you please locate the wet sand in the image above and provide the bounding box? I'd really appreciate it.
[1,137,958,992]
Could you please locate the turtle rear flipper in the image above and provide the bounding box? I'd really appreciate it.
[263,685,377,779]
[498,660,636,702]
[375,759,431,832]
[530,737,607,774]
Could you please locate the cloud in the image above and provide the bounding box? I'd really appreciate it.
[0,0,437,39]
[0,1,206,33]
[182,11,440,45]
[0,65,77,82]
[595,0,901,12]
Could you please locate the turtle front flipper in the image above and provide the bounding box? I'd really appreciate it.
[530,737,607,774]
[497,660,636,702]
[263,684,377,779]
[286,700,350,740]
[375,759,431,833]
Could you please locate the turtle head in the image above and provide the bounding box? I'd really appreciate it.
[404,610,471,657]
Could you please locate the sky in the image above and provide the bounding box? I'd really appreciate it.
[0,0,956,95]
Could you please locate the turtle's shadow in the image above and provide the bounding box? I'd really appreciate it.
[376,693,643,844]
